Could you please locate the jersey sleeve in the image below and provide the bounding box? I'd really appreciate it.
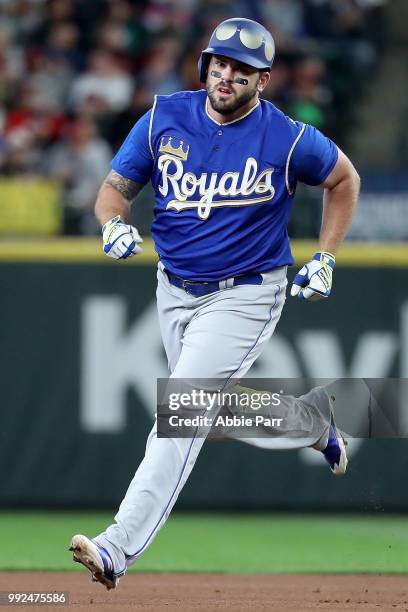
[290,123,338,186]
[111,110,153,184]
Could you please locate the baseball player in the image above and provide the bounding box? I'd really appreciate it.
[69,18,360,589]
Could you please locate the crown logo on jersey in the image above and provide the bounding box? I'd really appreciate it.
[159,136,189,161]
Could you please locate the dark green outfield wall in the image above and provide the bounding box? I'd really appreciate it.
[1,260,407,509]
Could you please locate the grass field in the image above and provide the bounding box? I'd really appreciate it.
[0,511,407,574]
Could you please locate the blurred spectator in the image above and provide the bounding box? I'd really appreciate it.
[287,57,331,129]
[101,1,149,57]
[2,83,67,175]
[43,116,112,235]
[70,49,134,114]
[103,84,154,151]
[26,51,73,111]
[0,27,25,105]
[45,21,83,71]
[0,0,388,235]
[140,34,184,96]
[261,0,303,38]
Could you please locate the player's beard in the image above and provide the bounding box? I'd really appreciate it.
[207,82,258,115]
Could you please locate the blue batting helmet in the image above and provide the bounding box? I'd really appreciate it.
[198,18,275,83]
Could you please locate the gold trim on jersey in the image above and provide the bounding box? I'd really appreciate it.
[205,98,260,126]
[285,123,306,195]
[148,95,158,160]
[167,193,274,217]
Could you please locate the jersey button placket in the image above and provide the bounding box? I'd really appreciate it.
[214,129,223,151]
[205,128,225,169]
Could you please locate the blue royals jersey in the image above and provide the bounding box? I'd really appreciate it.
[112,90,338,281]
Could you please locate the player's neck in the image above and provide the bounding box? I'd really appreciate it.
[206,96,259,125]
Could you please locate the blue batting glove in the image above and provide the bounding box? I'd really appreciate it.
[290,251,335,301]
[102,215,143,260]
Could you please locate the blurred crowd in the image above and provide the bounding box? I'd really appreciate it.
[0,0,387,235]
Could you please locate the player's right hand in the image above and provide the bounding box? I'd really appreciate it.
[102,215,143,260]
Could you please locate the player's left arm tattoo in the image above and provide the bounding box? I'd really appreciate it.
[104,170,143,202]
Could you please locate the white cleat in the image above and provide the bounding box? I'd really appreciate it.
[69,534,118,590]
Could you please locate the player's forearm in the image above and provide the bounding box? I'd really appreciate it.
[319,171,360,254]
[95,170,143,227]
[95,184,131,226]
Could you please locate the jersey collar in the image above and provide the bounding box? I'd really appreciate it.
[205,97,260,126]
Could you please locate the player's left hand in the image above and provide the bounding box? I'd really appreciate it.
[290,251,335,301]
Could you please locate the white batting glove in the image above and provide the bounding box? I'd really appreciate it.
[102,215,143,260]
[291,251,335,301]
